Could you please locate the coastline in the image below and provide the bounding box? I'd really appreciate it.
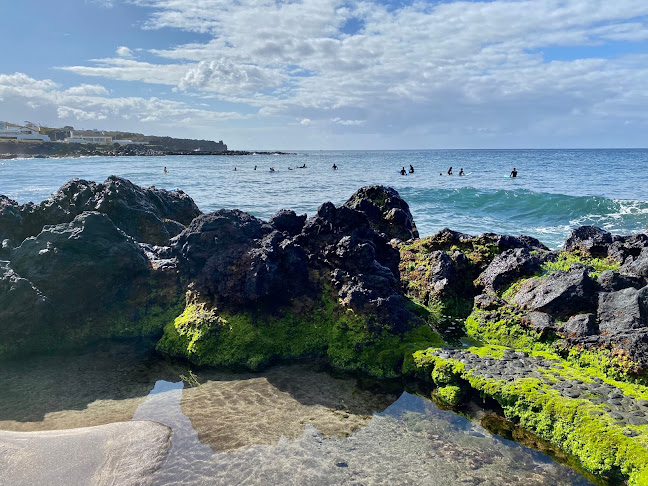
[1,178,647,484]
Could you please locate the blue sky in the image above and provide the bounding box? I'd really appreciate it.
[0,0,647,149]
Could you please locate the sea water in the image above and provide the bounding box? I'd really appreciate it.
[1,148,647,248]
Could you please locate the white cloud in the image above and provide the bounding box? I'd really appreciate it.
[11,0,648,147]
[116,46,135,58]
[0,73,244,132]
[65,84,110,96]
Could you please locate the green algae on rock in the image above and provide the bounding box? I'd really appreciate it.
[157,289,445,379]
[413,346,648,485]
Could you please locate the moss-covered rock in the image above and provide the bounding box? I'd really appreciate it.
[413,346,648,485]
[157,289,446,378]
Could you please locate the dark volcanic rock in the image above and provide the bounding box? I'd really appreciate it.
[0,176,201,246]
[269,209,306,236]
[620,248,648,279]
[608,234,648,263]
[474,293,506,310]
[597,270,645,292]
[511,267,596,319]
[597,286,648,333]
[1,212,182,360]
[477,248,542,293]
[344,186,418,241]
[520,311,556,335]
[564,226,613,258]
[560,313,598,337]
[10,212,149,305]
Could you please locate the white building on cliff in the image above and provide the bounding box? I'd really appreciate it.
[0,121,50,141]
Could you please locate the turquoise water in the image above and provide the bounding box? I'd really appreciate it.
[1,149,647,248]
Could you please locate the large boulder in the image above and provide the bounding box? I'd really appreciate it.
[596,270,644,292]
[597,286,648,333]
[0,177,201,246]
[344,186,418,241]
[560,313,598,338]
[620,248,648,280]
[564,226,613,258]
[511,267,596,319]
[0,212,183,360]
[477,248,543,294]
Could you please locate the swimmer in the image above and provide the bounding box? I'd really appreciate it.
[233,167,237,171]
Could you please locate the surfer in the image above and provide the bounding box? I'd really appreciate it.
[269,167,275,172]
[459,168,465,176]
[332,163,338,170]
[254,165,257,171]
[400,167,407,175]
[233,167,237,171]
[447,166,453,175]
[299,164,307,168]
[510,167,518,178]
[409,164,414,173]
[163,166,168,173]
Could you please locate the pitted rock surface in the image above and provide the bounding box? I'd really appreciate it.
[427,347,648,430]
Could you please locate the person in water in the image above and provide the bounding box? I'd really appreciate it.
[269,167,275,172]
[459,168,465,176]
[254,165,257,171]
[409,164,414,173]
[510,167,518,178]
[400,166,407,175]
[233,167,237,171]
[447,166,453,175]
[163,166,168,173]
[332,163,338,170]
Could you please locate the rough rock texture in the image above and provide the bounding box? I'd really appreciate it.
[620,248,648,279]
[0,176,201,246]
[560,313,598,337]
[511,267,596,319]
[520,311,556,335]
[477,248,543,294]
[597,286,648,333]
[344,186,418,241]
[564,226,613,258]
[0,211,184,360]
[597,270,645,292]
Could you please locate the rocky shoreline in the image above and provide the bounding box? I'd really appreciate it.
[1,178,647,484]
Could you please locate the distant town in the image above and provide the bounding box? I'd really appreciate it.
[0,120,293,158]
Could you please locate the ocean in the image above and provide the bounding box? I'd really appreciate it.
[1,148,647,249]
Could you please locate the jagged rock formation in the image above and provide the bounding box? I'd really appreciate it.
[158,186,431,375]
[0,176,200,246]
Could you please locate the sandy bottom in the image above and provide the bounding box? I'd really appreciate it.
[179,365,397,451]
[0,342,595,485]
[0,421,171,486]
[133,384,594,486]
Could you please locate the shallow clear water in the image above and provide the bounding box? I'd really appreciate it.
[0,341,596,485]
[1,149,647,248]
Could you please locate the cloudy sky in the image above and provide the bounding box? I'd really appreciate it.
[0,0,647,149]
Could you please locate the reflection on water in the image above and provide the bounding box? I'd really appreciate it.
[0,340,594,485]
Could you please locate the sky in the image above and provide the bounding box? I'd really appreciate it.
[0,0,647,150]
